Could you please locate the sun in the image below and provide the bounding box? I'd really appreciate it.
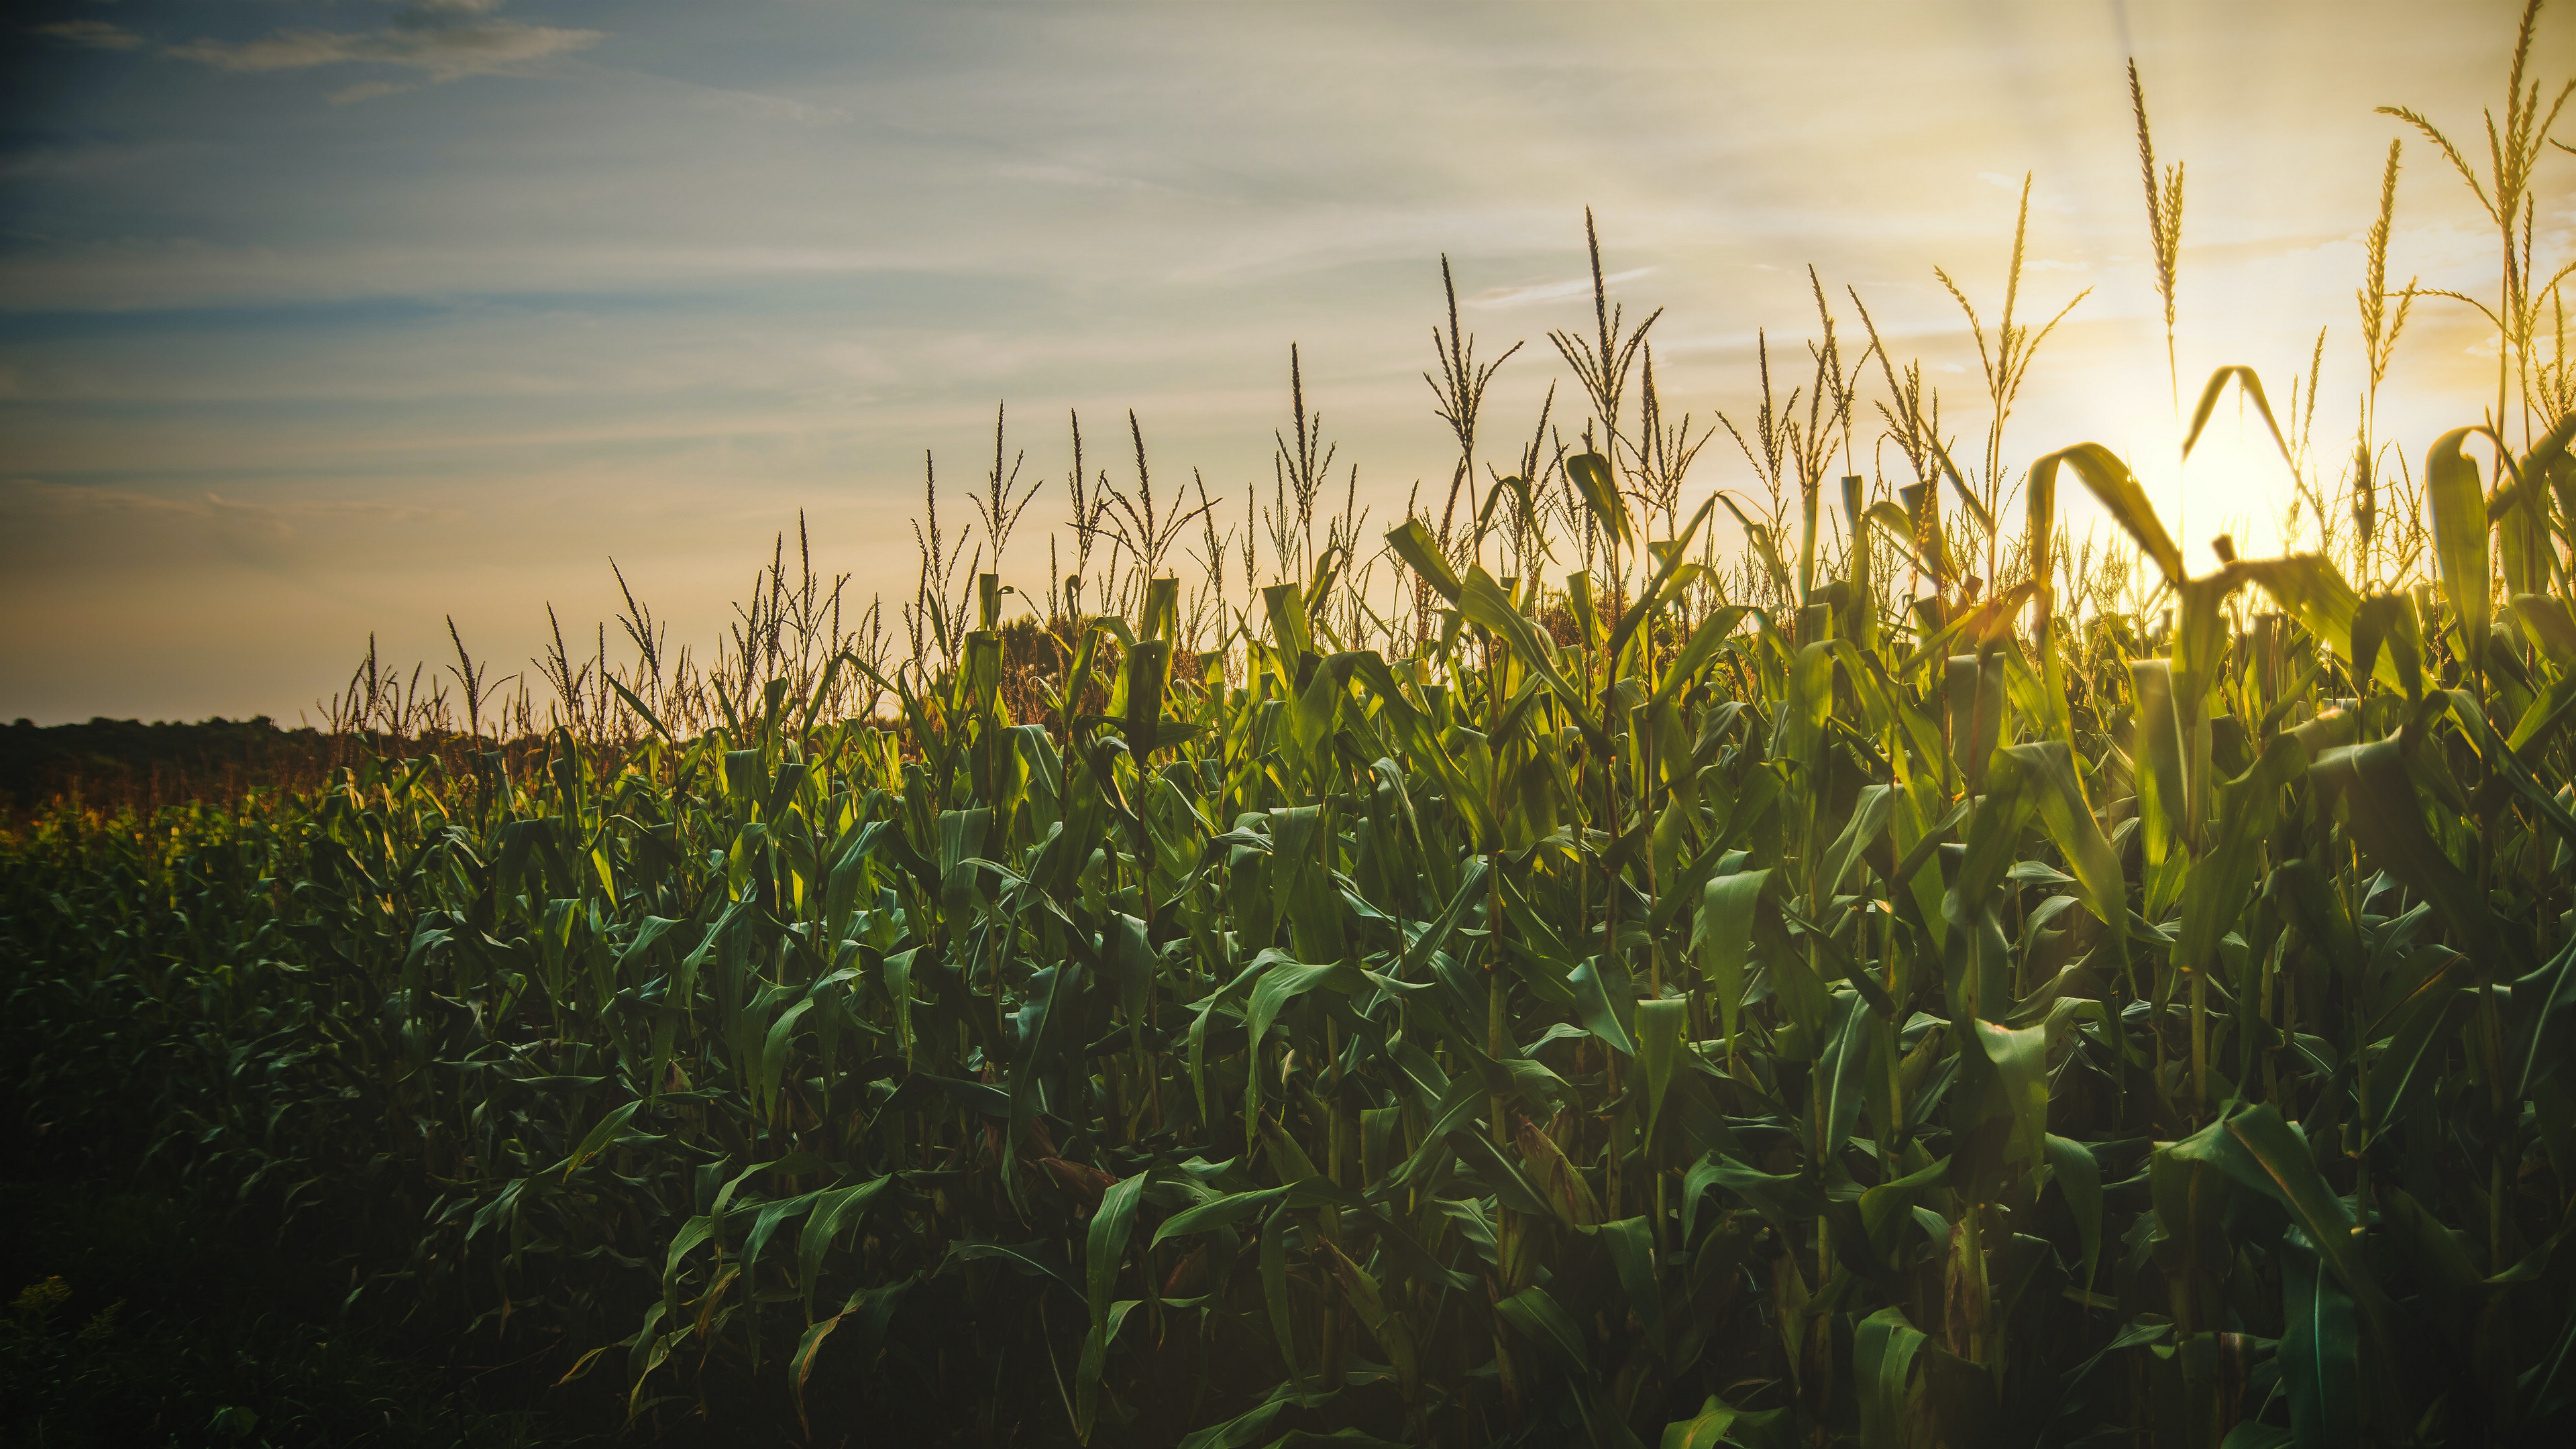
[2173,407,2304,566]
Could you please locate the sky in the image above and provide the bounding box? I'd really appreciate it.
[1,0,2562,725]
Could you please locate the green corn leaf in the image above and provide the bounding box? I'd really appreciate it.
[1944,653,2003,793]
[2443,689,2576,841]
[2508,670,2576,752]
[1864,498,1946,582]
[2044,1134,2104,1297]
[1076,1170,1155,1436]
[1717,492,1794,602]
[2172,570,2243,712]
[1848,1155,1951,1277]
[1153,1185,1293,1247]
[1239,955,1364,1135]
[1565,569,1606,652]
[2485,409,2576,524]
[1568,954,1639,1056]
[1816,991,1880,1161]
[1926,433,1997,539]
[563,1099,643,1181]
[2231,554,2371,680]
[1699,869,1772,1053]
[1950,749,2040,912]
[2176,735,2305,979]
[2351,592,2426,700]
[661,1215,714,1322]
[1852,1305,1929,1449]
[2311,738,2495,966]
[1124,639,1171,764]
[2181,366,2294,470]
[1660,1396,1747,1449]
[1901,482,1959,584]
[1173,1400,1291,1449]
[743,1189,825,1275]
[2026,447,2057,625]
[2426,427,2492,662]
[758,996,814,1122]
[2524,1299,2576,1426]
[2268,858,2356,975]
[2506,933,2576,1101]
[945,1240,1083,1301]
[2512,593,2576,670]
[1494,1285,1590,1373]
[1964,1017,2051,1183]
[1262,582,1316,662]
[2000,634,2071,744]
[626,1300,674,1416]
[2129,660,2190,906]
[2165,1104,2396,1346]
[1818,784,1896,901]
[1074,1303,1144,1440]
[1256,1196,1298,1392]
[1385,519,1463,604]
[1455,565,1606,744]
[1568,451,1634,551]
[1678,1155,1730,1246]
[790,1302,849,1431]
[607,674,680,745]
[1591,1215,1664,1357]
[796,1177,895,1317]
[1604,495,1718,667]
[1317,1240,1420,1397]
[1776,640,1835,775]
[1920,1342,1998,1445]
[2371,961,2470,1131]
[1448,1124,1560,1220]
[1635,997,1691,1154]
[2278,1227,2363,1449]
[1696,1154,1827,1236]
[2047,441,2185,584]
[2000,742,2125,930]
[1674,1398,1794,1449]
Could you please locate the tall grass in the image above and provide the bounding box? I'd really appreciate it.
[7,7,2576,1446]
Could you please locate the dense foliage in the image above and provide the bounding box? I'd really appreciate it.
[7,12,2576,1446]
[9,399,2576,1446]
[0,1181,568,1448]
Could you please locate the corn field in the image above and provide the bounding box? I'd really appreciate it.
[8,9,2576,1448]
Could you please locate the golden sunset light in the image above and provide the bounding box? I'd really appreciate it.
[4,4,2571,1446]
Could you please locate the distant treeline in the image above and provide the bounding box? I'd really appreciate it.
[3,716,354,816]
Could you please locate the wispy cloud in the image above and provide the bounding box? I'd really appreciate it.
[1,478,455,539]
[32,19,147,52]
[1470,267,1659,310]
[166,1,603,103]
[1976,171,2079,215]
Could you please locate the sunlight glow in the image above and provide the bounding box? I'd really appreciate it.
[2171,405,2305,568]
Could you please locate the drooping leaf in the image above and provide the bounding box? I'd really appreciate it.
[2426,426,2492,661]
[2048,441,2185,584]
[1697,868,1772,1054]
[1853,1306,1929,1449]
[1568,451,1635,551]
